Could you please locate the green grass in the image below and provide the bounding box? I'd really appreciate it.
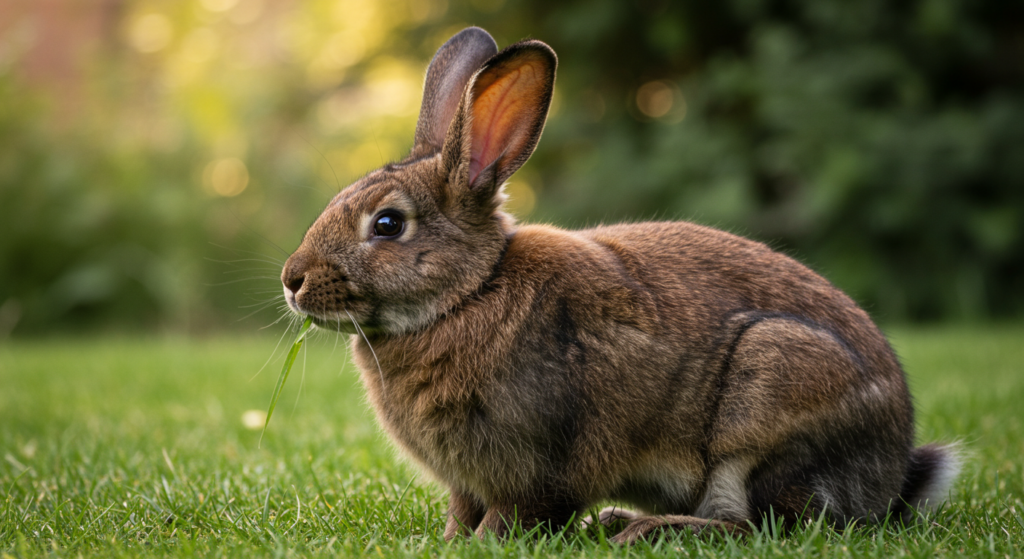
[260,315,313,446]
[1,325,1022,558]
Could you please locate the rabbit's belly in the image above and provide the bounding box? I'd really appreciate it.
[609,455,705,515]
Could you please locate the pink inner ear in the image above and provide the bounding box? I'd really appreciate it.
[468,61,542,186]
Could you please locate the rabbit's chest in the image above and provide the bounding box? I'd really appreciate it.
[372,366,568,497]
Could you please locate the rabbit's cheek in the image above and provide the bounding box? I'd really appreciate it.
[375,295,445,334]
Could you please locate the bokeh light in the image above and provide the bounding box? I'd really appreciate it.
[128,13,174,53]
[205,158,250,197]
[635,80,685,122]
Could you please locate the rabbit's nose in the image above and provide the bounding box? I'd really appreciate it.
[281,253,312,295]
[284,273,305,295]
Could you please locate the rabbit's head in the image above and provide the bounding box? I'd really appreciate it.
[281,28,556,334]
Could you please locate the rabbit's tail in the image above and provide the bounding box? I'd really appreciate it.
[895,443,961,518]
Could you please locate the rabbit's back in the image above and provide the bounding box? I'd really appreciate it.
[584,220,909,395]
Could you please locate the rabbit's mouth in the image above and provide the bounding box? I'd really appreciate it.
[282,285,371,335]
[283,278,443,336]
[310,315,360,335]
[288,305,366,336]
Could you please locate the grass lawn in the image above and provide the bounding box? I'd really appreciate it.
[1,325,1022,557]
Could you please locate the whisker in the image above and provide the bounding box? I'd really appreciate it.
[217,208,292,258]
[292,335,308,414]
[329,322,351,377]
[295,130,341,193]
[332,325,342,355]
[238,292,289,302]
[260,308,296,330]
[205,277,281,287]
[238,297,285,310]
[251,321,293,382]
[346,309,384,392]
[371,127,384,167]
[206,256,286,267]
[237,298,284,322]
[208,242,288,262]
[219,273,281,281]
[241,294,282,306]
[221,266,283,276]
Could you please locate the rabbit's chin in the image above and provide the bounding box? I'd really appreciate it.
[309,316,360,335]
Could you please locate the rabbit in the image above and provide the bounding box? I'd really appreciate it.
[280,27,960,543]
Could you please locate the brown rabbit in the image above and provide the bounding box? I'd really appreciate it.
[281,27,959,543]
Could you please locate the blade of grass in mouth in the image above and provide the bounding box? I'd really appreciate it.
[260,315,314,447]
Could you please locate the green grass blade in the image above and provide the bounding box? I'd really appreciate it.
[259,315,313,447]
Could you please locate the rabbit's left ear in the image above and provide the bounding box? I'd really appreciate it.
[443,40,556,196]
[413,27,498,157]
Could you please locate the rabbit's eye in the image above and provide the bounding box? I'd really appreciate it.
[373,212,404,238]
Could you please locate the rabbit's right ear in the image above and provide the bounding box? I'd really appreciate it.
[412,27,498,157]
[441,40,556,203]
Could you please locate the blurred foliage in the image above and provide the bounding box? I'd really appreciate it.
[1,0,1022,337]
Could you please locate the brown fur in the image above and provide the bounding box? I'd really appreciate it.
[281,28,958,542]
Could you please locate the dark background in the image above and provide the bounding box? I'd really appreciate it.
[1,0,1022,337]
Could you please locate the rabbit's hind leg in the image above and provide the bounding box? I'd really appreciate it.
[607,456,754,543]
[709,315,910,528]
[609,514,749,544]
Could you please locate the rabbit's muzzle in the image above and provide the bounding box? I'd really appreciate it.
[281,251,352,320]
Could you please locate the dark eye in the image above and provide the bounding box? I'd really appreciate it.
[373,212,404,238]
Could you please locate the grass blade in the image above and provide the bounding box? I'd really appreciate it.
[259,315,313,447]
